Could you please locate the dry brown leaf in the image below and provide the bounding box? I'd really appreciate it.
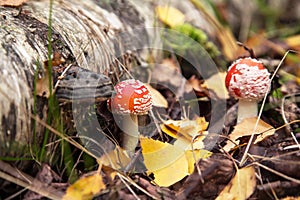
[102,165,117,182]
[145,84,168,108]
[152,59,195,97]
[281,197,300,200]
[0,0,27,6]
[36,69,51,98]
[188,75,210,98]
[204,72,229,99]
[216,166,256,200]
[223,117,275,152]
[161,58,181,71]
[98,146,131,170]
[63,172,106,200]
[156,6,185,27]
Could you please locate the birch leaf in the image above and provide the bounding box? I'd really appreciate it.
[223,117,275,152]
[63,173,106,200]
[140,137,212,187]
[161,117,208,139]
[216,166,256,200]
[185,149,212,174]
[140,137,188,187]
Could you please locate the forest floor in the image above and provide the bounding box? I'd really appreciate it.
[1,0,300,200]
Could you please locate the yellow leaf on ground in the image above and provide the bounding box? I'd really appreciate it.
[140,137,188,187]
[185,149,212,173]
[156,6,185,27]
[223,117,275,152]
[98,146,131,170]
[204,72,229,99]
[161,117,208,139]
[140,137,184,171]
[140,137,212,187]
[161,117,208,150]
[63,173,106,200]
[0,0,27,6]
[216,166,256,200]
[173,132,206,150]
[285,34,300,48]
[150,153,189,187]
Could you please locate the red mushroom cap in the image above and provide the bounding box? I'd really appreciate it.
[108,79,152,114]
[225,57,271,101]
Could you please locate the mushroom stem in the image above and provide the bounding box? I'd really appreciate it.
[120,114,139,154]
[237,99,258,123]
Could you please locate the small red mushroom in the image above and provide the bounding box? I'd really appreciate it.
[108,79,152,153]
[225,57,271,123]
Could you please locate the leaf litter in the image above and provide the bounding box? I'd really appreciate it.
[6,1,300,199]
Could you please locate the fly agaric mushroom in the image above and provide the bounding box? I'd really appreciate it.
[225,57,271,123]
[107,79,152,153]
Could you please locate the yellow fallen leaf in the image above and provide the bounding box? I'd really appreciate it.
[156,6,185,27]
[185,149,212,173]
[140,137,188,186]
[63,173,106,200]
[173,132,207,150]
[161,117,208,150]
[140,137,184,171]
[161,117,208,139]
[204,72,229,99]
[285,34,300,47]
[223,117,275,152]
[0,0,27,6]
[150,153,189,187]
[140,137,211,187]
[216,166,256,200]
[161,120,181,138]
[98,146,130,170]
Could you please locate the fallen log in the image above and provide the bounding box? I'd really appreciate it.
[0,0,153,159]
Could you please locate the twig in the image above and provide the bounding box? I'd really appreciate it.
[117,172,158,200]
[118,173,141,200]
[0,161,63,200]
[253,162,300,184]
[191,135,204,183]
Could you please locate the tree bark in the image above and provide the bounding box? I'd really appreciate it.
[0,0,152,158]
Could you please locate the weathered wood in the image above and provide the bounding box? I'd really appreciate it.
[0,0,228,159]
[0,0,151,157]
